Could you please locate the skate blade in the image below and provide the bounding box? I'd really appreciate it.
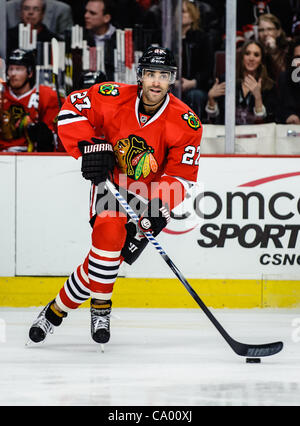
[95,344,105,353]
[25,339,45,347]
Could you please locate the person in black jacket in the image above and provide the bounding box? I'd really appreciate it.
[206,40,278,124]
[83,0,117,81]
[181,0,214,119]
[6,0,61,56]
[278,36,300,124]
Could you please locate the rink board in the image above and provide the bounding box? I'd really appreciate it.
[1,150,300,308]
[0,276,300,308]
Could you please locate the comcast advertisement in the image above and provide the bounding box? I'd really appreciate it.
[161,157,300,280]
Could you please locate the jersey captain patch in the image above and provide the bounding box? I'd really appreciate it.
[114,134,158,180]
[98,83,120,97]
[181,111,201,131]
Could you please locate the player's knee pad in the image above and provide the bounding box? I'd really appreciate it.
[121,221,149,265]
[92,214,127,251]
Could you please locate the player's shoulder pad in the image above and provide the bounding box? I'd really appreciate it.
[96,81,137,99]
[169,94,202,132]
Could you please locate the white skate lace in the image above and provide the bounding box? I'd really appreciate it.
[91,309,110,332]
[33,311,54,335]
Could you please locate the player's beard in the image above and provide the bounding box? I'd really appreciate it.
[142,85,168,108]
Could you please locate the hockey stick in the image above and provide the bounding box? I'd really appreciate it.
[51,38,62,109]
[104,179,283,358]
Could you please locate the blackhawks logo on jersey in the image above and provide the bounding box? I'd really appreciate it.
[98,83,120,96]
[181,111,201,131]
[2,105,32,141]
[114,134,158,180]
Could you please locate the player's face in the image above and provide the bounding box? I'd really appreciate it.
[85,1,110,32]
[7,65,31,90]
[141,70,170,106]
[243,43,262,73]
[21,0,44,27]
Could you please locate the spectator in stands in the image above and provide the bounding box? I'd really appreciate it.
[84,0,117,80]
[181,0,214,119]
[6,0,73,35]
[84,0,116,46]
[237,0,293,39]
[0,49,62,152]
[277,36,300,124]
[6,0,61,56]
[257,13,290,83]
[205,40,278,124]
[195,0,225,51]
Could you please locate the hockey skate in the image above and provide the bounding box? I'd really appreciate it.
[90,300,112,344]
[27,300,67,345]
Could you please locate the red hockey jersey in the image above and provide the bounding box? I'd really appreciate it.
[0,83,61,151]
[58,82,202,207]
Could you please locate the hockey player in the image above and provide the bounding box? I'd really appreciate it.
[28,46,202,345]
[0,49,61,152]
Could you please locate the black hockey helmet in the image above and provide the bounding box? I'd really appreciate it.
[137,46,177,84]
[7,49,36,86]
[7,49,36,72]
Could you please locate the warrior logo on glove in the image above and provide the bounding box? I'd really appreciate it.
[78,138,115,185]
[82,143,113,154]
[114,134,158,180]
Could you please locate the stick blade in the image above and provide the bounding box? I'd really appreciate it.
[233,340,283,358]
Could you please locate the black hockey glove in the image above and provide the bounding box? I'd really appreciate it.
[78,138,115,185]
[27,122,54,152]
[138,198,170,237]
[121,220,149,265]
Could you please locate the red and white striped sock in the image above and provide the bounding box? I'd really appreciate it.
[88,245,121,300]
[56,259,90,311]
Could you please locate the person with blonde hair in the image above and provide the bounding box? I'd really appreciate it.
[182,0,200,32]
[181,0,214,119]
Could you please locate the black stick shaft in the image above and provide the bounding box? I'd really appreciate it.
[104,180,283,358]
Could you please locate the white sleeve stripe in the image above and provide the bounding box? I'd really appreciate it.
[57,116,88,126]
[59,109,82,116]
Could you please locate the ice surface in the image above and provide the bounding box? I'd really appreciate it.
[0,307,299,406]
